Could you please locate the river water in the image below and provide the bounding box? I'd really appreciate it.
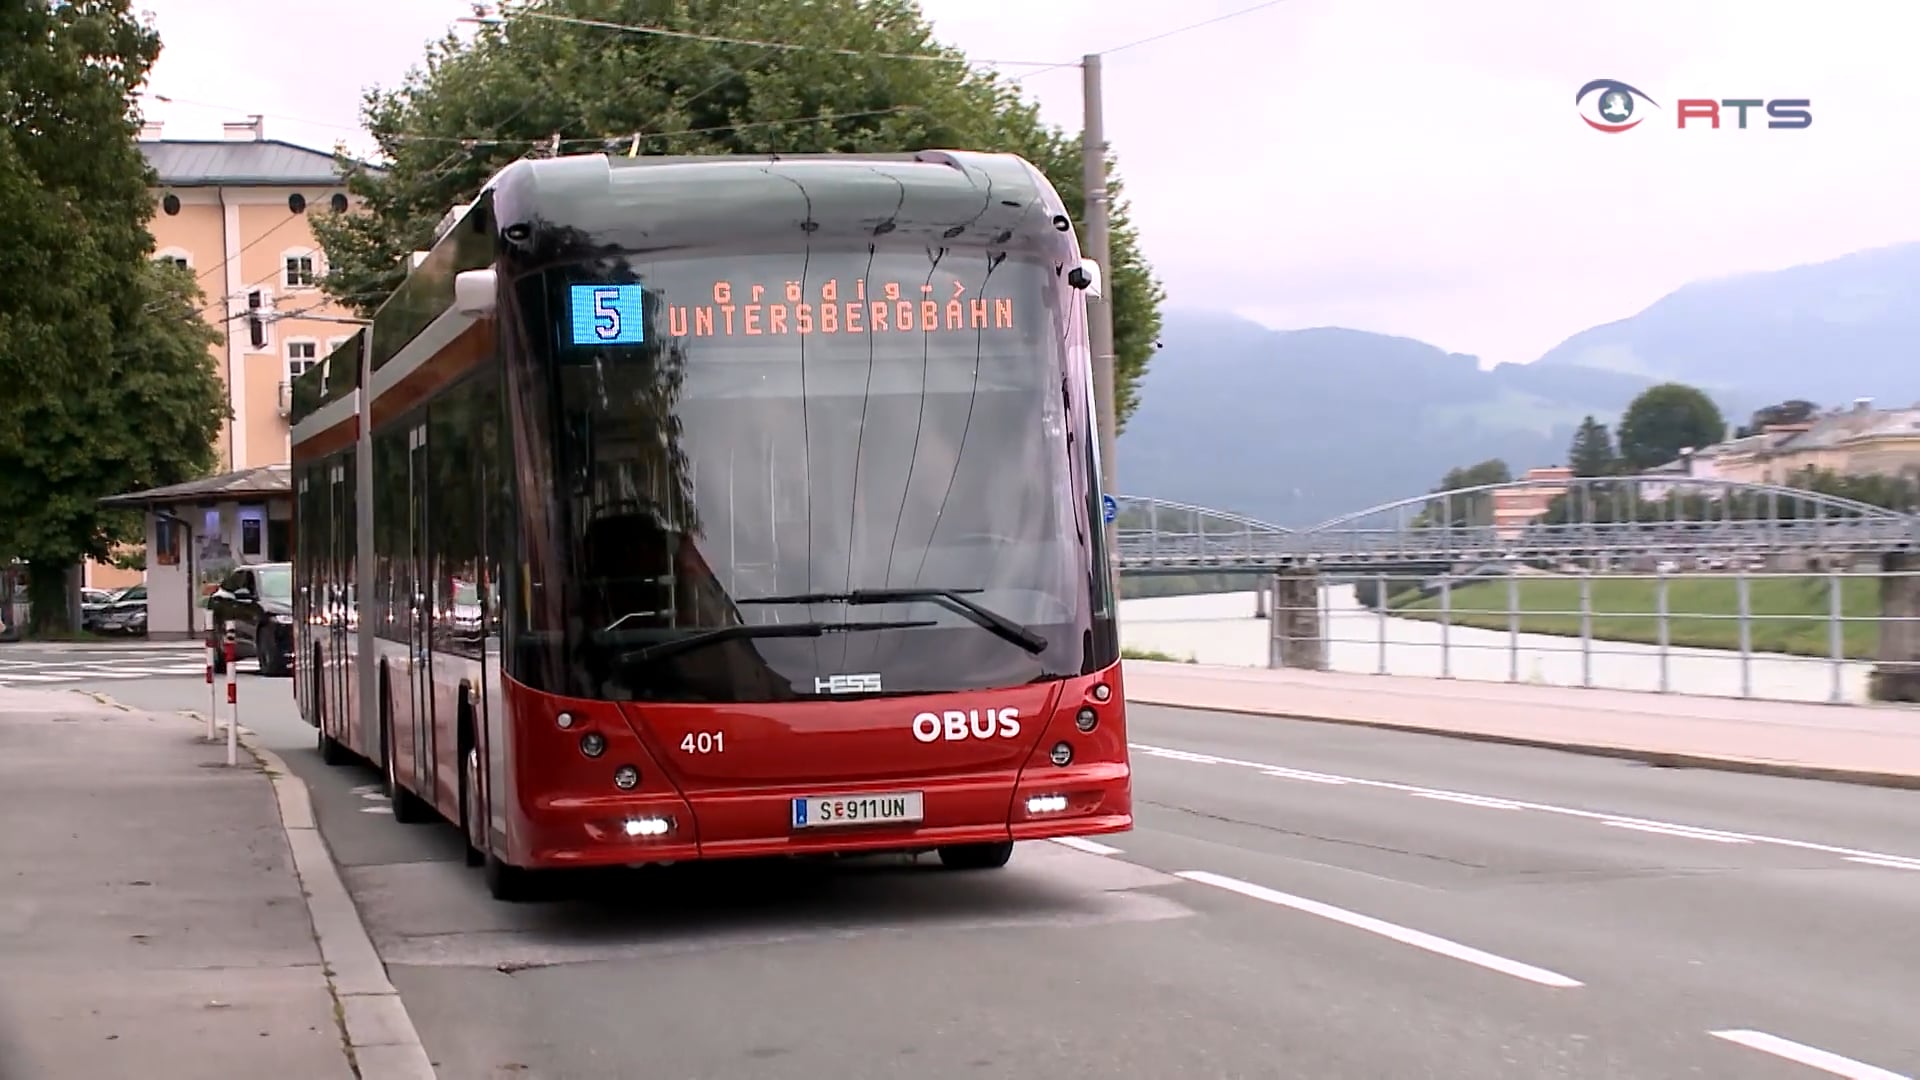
[1117,585,1873,705]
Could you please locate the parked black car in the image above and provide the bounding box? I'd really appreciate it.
[206,563,295,677]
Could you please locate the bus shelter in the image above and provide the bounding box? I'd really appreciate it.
[98,465,292,640]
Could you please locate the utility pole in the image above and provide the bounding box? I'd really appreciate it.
[1081,53,1120,578]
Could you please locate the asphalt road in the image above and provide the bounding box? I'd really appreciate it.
[48,655,1920,1080]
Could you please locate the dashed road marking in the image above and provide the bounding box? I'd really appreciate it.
[1708,1029,1910,1079]
[1050,836,1124,856]
[1131,741,1920,874]
[1177,869,1583,988]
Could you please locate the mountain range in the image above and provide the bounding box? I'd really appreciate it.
[1117,241,1920,526]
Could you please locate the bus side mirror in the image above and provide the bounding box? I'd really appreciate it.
[454,268,498,317]
[1067,258,1102,299]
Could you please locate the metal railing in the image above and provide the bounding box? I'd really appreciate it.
[1114,477,1920,572]
[1120,567,1920,706]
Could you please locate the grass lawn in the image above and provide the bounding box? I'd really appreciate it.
[1392,575,1884,660]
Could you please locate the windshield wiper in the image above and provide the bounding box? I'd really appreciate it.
[737,589,1048,654]
[616,619,935,665]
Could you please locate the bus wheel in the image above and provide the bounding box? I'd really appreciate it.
[460,746,484,868]
[937,842,1015,870]
[483,852,542,902]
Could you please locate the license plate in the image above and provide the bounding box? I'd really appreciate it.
[791,791,924,829]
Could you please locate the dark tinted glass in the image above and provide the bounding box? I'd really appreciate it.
[502,243,1108,702]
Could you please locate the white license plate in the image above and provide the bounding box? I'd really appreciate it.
[791,791,924,829]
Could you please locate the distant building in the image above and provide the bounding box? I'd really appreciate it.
[89,116,375,592]
[1492,466,1572,537]
[1665,398,1920,489]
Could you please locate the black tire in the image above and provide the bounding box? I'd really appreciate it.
[256,623,286,677]
[460,745,484,868]
[318,727,351,766]
[484,851,542,902]
[937,841,1015,870]
[383,689,433,825]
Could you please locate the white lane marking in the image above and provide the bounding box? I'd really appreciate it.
[1131,741,1920,870]
[1261,767,1349,785]
[1139,747,1227,765]
[1602,820,1752,844]
[1846,855,1920,872]
[1708,1029,1911,1079]
[1414,791,1522,810]
[0,673,73,682]
[1178,870,1583,988]
[1050,837,1123,856]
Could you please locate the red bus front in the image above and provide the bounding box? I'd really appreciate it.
[478,153,1129,891]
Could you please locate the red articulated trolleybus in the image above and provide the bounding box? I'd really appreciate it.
[287,148,1130,900]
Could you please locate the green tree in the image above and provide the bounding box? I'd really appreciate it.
[1567,414,1618,477]
[310,0,1164,430]
[0,3,229,634]
[1418,458,1511,527]
[1615,382,1726,471]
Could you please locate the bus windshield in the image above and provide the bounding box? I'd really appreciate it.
[503,244,1106,703]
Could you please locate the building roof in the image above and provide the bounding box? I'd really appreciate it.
[141,139,362,187]
[99,465,291,509]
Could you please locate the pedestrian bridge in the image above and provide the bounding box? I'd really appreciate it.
[1114,476,1920,573]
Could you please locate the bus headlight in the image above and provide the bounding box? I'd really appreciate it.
[1049,741,1073,767]
[579,732,606,758]
[612,765,639,790]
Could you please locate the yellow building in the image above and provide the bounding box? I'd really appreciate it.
[89,116,369,591]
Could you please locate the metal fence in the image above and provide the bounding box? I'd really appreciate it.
[1119,568,1920,706]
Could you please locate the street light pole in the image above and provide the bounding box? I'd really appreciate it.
[1081,53,1119,575]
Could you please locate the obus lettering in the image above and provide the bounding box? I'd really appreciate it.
[666,276,1014,338]
[911,708,1021,743]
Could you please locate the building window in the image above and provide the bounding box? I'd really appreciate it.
[154,247,193,270]
[282,249,321,290]
[241,517,263,557]
[286,339,319,381]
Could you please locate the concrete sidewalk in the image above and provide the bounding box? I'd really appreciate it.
[1123,660,1920,786]
[0,689,357,1079]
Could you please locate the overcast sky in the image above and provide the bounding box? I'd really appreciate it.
[132,0,1920,369]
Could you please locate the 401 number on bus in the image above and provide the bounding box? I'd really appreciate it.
[791,791,925,829]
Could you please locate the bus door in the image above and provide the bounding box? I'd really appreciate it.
[328,460,352,748]
[406,421,437,802]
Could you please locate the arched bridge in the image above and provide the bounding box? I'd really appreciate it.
[1115,477,1920,572]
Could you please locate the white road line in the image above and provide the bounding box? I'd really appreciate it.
[1414,791,1523,810]
[0,673,73,682]
[1845,855,1920,872]
[1130,741,1920,871]
[1260,767,1349,785]
[1708,1029,1911,1079]
[1176,870,1584,989]
[1050,837,1123,856]
[1602,820,1752,844]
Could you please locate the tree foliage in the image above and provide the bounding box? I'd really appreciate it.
[1416,458,1511,527]
[1568,415,1618,477]
[1615,382,1726,471]
[0,1,229,632]
[311,0,1165,429]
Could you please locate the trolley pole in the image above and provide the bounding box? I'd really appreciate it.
[1081,53,1120,577]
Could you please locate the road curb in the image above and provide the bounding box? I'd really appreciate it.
[1128,696,1920,791]
[186,711,438,1079]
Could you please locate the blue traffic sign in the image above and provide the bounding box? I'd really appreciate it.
[1101,493,1118,524]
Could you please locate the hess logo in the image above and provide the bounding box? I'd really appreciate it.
[912,708,1021,743]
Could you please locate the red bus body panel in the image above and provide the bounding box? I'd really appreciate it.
[497,662,1130,868]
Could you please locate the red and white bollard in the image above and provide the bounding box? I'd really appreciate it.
[204,636,217,741]
[224,627,238,767]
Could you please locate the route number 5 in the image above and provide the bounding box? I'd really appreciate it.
[591,287,621,340]
[681,731,725,753]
